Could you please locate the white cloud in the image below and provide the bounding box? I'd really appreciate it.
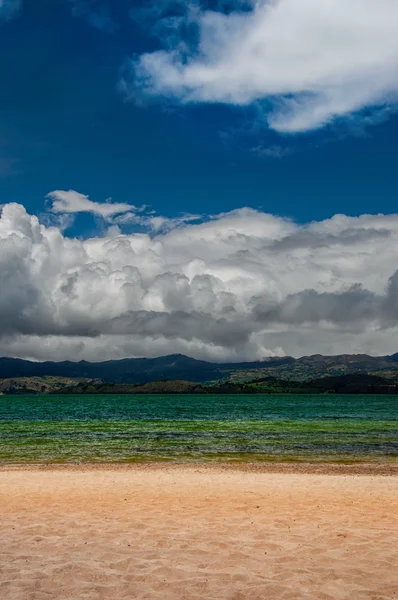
[47,189,202,234]
[128,0,398,132]
[139,214,202,232]
[47,190,136,220]
[2,201,398,361]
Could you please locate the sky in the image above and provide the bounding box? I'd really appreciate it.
[0,0,398,362]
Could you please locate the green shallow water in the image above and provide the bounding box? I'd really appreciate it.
[0,394,397,463]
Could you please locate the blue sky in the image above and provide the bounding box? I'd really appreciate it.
[1,0,398,362]
[1,0,397,235]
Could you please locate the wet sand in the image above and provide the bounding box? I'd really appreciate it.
[1,464,398,600]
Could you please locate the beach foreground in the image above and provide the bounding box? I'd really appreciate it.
[1,465,398,600]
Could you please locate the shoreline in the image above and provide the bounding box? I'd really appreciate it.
[2,460,398,476]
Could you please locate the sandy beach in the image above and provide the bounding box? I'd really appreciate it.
[1,464,398,600]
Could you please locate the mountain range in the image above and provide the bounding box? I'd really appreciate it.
[2,352,398,385]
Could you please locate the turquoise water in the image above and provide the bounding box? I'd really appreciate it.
[0,394,397,463]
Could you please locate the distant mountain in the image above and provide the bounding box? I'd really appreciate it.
[0,354,295,384]
[227,353,398,383]
[1,352,398,385]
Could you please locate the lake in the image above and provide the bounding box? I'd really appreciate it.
[0,394,397,463]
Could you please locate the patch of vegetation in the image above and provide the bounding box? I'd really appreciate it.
[52,374,398,395]
[0,376,99,395]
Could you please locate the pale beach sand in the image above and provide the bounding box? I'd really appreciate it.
[1,464,398,600]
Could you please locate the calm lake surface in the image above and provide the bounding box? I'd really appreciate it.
[0,394,397,463]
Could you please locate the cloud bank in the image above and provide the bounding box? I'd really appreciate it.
[128,0,398,132]
[1,198,398,362]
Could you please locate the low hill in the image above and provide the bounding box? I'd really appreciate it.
[0,376,96,395]
[2,373,398,394]
[53,374,398,395]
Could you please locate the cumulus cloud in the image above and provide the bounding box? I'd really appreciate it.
[126,0,398,133]
[1,201,398,361]
[0,0,21,21]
